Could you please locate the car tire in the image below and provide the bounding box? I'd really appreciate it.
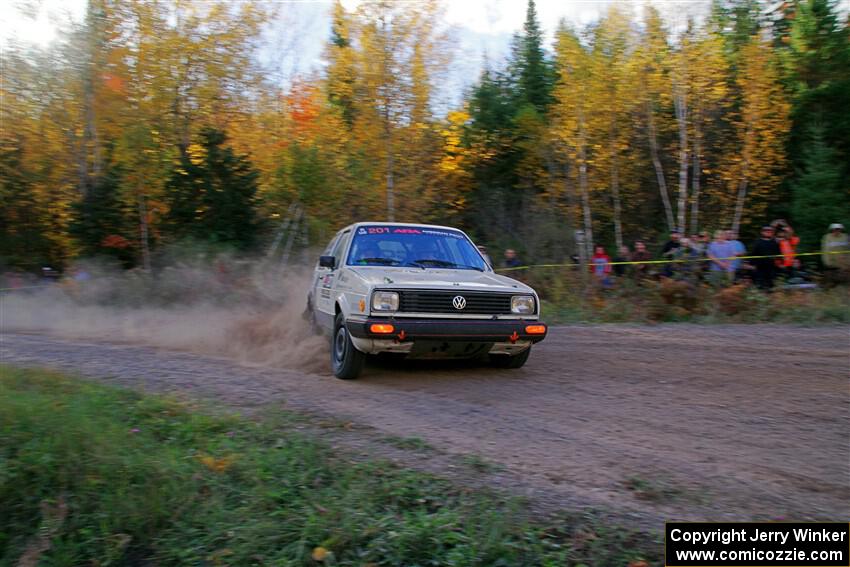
[332,312,366,380]
[489,347,531,369]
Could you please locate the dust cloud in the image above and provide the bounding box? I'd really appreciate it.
[0,258,330,374]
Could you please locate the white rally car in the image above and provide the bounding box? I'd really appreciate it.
[306,222,548,379]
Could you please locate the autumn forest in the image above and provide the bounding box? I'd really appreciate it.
[1,0,849,271]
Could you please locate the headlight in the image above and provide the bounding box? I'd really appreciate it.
[511,295,535,314]
[372,291,399,312]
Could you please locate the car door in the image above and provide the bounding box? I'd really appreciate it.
[314,229,351,326]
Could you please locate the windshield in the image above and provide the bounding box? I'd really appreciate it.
[346,225,488,271]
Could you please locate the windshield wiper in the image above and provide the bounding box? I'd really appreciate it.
[407,259,484,271]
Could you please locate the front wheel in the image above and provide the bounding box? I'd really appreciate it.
[332,313,366,380]
[489,347,531,369]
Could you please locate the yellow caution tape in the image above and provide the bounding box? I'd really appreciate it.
[1,250,847,289]
[0,285,51,292]
[495,250,850,273]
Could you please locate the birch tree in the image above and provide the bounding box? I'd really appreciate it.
[635,6,675,232]
[591,6,636,249]
[551,23,594,257]
[686,29,728,233]
[729,39,790,233]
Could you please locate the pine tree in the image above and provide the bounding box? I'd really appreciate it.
[708,0,762,63]
[517,0,553,112]
[0,141,56,270]
[69,164,136,267]
[785,0,850,186]
[791,125,849,253]
[465,67,521,240]
[165,128,260,249]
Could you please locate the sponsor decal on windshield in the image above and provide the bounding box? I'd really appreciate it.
[357,226,463,239]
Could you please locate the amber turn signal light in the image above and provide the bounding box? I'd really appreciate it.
[370,323,395,334]
[525,325,546,335]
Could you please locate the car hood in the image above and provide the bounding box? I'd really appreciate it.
[347,267,535,294]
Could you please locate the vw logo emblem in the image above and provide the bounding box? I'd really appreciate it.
[452,295,467,310]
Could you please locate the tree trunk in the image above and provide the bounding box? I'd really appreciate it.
[674,90,688,233]
[385,120,395,222]
[611,158,623,251]
[80,56,98,198]
[608,117,623,251]
[732,177,748,236]
[380,14,395,222]
[731,125,753,235]
[578,118,593,260]
[690,120,702,235]
[137,192,152,271]
[561,162,578,259]
[646,100,674,232]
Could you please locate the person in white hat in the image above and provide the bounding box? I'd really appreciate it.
[821,223,849,269]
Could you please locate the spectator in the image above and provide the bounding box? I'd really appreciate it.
[776,226,800,276]
[590,245,612,286]
[707,230,733,283]
[661,229,682,257]
[72,267,91,282]
[476,245,493,269]
[630,240,652,280]
[675,237,703,280]
[40,267,60,284]
[660,229,682,277]
[613,245,630,277]
[726,230,746,280]
[751,225,781,290]
[771,218,790,237]
[821,223,849,269]
[689,232,710,279]
[689,233,705,255]
[503,248,522,269]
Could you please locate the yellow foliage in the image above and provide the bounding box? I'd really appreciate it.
[197,453,235,473]
[311,546,329,561]
[187,143,206,166]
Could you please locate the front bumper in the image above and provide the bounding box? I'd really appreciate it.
[346,317,547,343]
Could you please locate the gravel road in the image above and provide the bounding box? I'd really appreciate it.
[2,325,848,525]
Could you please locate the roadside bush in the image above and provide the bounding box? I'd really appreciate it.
[645,279,706,322]
[533,267,850,324]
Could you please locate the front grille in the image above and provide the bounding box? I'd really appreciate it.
[394,290,517,315]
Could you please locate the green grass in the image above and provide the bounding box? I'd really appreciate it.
[459,454,505,474]
[381,435,435,452]
[623,476,682,504]
[0,365,659,566]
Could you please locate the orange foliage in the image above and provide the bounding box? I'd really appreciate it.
[286,83,321,140]
[101,234,131,249]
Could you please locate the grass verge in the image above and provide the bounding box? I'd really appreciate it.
[0,365,659,566]
[539,277,850,324]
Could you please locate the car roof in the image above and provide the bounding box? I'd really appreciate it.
[342,222,469,234]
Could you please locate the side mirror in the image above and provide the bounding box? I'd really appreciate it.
[319,255,336,269]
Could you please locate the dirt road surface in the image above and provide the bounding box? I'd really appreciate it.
[2,325,848,526]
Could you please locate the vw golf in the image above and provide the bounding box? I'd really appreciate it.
[306,223,547,379]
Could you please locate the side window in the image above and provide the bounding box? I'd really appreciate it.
[331,231,351,267]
